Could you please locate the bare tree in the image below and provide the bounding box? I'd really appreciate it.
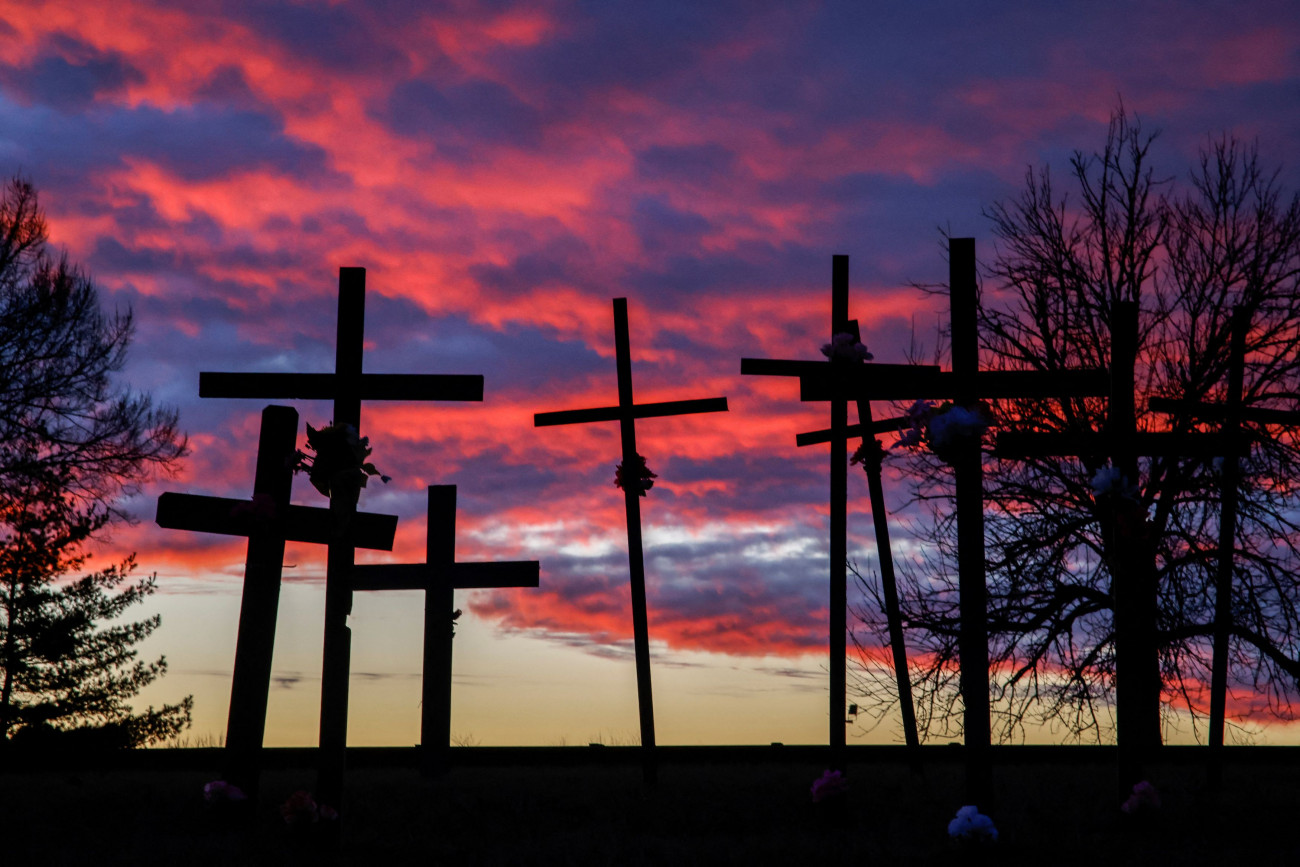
[850,108,1300,745]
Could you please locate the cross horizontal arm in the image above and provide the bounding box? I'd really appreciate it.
[351,563,429,591]
[795,415,911,447]
[155,492,397,550]
[740,358,938,379]
[352,560,540,591]
[200,372,484,402]
[1148,397,1300,426]
[798,368,1109,402]
[451,561,541,589]
[534,397,728,427]
[994,431,1247,460]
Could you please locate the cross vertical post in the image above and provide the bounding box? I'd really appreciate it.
[224,405,296,799]
[614,299,658,772]
[949,238,992,806]
[1207,307,1247,783]
[828,255,850,763]
[534,298,728,786]
[316,267,366,814]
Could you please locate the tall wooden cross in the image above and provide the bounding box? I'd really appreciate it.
[351,485,539,777]
[1149,307,1300,786]
[995,301,1242,797]
[794,319,922,764]
[534,297,728,785]
[155,404,398,799]
[744,258,926,764]
[743,243,1108,805]
[198,267,484,812]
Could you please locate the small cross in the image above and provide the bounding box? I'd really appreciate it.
[154,404,397,798]
[352,485,539,777]
[534,297,728,785]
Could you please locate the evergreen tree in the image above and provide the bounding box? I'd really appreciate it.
[0,177,190,747]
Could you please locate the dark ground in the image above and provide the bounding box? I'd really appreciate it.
[1,747,1295,865]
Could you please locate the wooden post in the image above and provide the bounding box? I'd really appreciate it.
[224,405,294,799]
[828,255,850,763]
[949,238,992,807]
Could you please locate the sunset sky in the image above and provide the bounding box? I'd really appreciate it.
[3,0,1300,747]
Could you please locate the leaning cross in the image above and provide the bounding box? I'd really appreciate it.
[534,297,728,785]
[199,267,484,812]
[744,242,1108,806]
[794,317,922,766]
[351,485,539,777]
[1149,306,1300,786]
[741,255,932,767]
[155,404,399,799]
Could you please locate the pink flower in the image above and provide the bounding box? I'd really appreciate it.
[820,332,873,362]
[202,780,247,803]
[810,769,849,803]
[1121,780,1161,814]
[281,790,320,824]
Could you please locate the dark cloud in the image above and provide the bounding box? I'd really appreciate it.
[0,34,143,111]
[376,77,543,153]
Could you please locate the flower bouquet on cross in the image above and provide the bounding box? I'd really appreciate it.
[615,453,658,496]
[292,422,391,513]
[892,399,992,464]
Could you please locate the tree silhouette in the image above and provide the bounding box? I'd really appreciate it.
[851,107,1300,745]
[0,177,190,746]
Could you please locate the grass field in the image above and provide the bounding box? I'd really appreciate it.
[1,749,1295,865]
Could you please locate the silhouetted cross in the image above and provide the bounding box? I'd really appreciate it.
[534,297,728,785]
[352,485,539,777]
[995,301,1240,797]
[744,242,1108,806]
[155,404,397,799]
[1149,307,1300,785]
[199,267,484,813]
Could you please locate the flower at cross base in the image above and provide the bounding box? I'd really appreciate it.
[280,789,338,824]
[948,805,998,843]
[614,453,657,496]
[202,780,247,804]
[821,332,874,362]
[291,422,391,504]
[1120,780,1161,814]
[810,769,849,803]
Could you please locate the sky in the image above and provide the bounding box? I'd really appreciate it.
[2,0,1300,748]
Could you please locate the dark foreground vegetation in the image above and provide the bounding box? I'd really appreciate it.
[1,746,1296,865]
